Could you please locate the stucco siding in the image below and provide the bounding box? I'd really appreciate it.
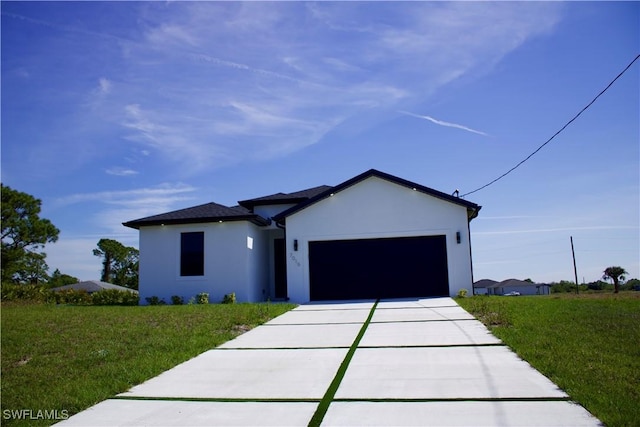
[138,221,267,304]
[284,176,474,302]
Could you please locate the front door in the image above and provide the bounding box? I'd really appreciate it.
[274,238,287,299]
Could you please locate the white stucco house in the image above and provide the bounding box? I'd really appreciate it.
[123,169,481,304]
[474,279,551,296]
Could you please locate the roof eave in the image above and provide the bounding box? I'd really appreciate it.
[123,215,269,230]
[468,205,482,221]
[238,197,309,211]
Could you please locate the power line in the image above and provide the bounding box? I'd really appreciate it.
[461,54,640,198]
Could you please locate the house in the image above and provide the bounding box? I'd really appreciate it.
[471,279,498,295]
[123,169,481,304]
[474,278,551,296]
[51,280,139,294]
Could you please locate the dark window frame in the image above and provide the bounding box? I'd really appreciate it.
[180,232,204,277]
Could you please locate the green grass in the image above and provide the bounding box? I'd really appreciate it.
[1,302,295,426]
[457,292,640,427]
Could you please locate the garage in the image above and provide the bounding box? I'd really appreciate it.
[308,235,449,301]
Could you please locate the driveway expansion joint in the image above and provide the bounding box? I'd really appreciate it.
[331,396,574,403]
[358,343,506,349]
[369,318,477,324]
[111,396,321,403]
[215,346,352,350]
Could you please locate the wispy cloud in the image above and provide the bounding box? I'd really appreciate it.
[54,183,199,235]
[6,2,563,176]
[98,78,112,95]
[114,2,561,170]
[398,110,489,136]
[105,167,138,176]
[55,183,197,207]
[1,10,133,45]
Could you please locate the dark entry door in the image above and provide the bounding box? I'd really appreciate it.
[308,235,449,301]
[274,238,287,299]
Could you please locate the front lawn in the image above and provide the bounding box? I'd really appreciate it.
[457,292,640,427]
[1,302,295,426]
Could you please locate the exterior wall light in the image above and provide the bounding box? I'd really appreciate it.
[456,231,461,244]
[293,239,298,251]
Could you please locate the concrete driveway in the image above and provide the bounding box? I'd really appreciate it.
[58,298,601,426]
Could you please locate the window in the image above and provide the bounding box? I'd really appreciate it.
[181,232,204,276]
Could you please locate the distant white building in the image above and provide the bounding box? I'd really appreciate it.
[472,279,498,295]
[474,278,551,296]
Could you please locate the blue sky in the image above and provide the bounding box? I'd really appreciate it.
[2,1,638,284]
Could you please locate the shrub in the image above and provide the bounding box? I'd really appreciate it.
[54,289,92,305]
[92,289,139,306]
[456,288,468,298]
[171,295,184,305]
[145,296,166,305]
[1,283,54,303]
[196,292,209,304]
[222,292,236,304]
[551,281,577,293]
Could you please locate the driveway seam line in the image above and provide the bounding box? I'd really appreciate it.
[110,396,321,403]
[369,318,477,324]
[331,397,574,403]
[109,396,572,403]
[214,346,352,350]
[216,343,506,350]
[357,343,506,349]
[307,299,379,427]
[263,322,366,326]
[376,305,460,310]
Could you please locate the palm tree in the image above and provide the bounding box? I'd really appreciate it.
[602,266,628,294]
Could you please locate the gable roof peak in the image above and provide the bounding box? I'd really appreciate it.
[273,168,481,223]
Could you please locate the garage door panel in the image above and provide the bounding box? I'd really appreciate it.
[309,235,449,301]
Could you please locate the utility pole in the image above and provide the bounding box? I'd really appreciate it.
[571,236,579,295]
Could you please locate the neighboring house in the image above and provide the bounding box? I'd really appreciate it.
[472,279,498,295]
[51,280,138,294]
[124,169,481,304]
[474,278,551,296]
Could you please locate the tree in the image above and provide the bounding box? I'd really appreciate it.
[48,269,79,288]
[1,184,59,283]
[623,278,640,291]
[602,266,628,294]
[13,252,49,285]
[93,239,139,289]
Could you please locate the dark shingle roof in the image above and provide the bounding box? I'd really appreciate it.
[123,202,269,229]
[123,170,481,230]
[473,279,499,288]
[273,169,481,224]
[238,185,333,210]
[488,279,547,289]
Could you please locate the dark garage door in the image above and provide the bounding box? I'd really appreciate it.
[309,235,449,301]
